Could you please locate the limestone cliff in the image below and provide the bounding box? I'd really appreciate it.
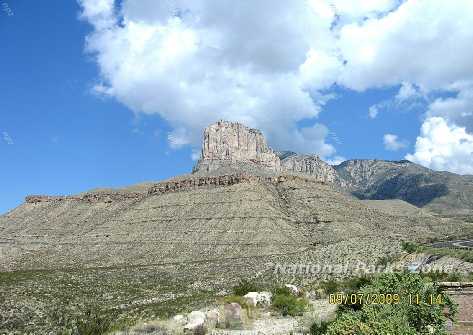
[192,121,340,184]
[193,120,281,173]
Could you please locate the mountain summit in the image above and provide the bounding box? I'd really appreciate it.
[193,120,281,172]
[193,120,340,183]
[2,120,472,334]
[193,121,473,215]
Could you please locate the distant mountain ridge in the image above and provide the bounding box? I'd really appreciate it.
[193,121,473,214]
[334,159,473,215]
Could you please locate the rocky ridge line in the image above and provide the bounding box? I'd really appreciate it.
[25,174,323,204]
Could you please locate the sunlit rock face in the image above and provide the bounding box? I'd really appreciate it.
[193,120,342,184]
[193,120,281,173]
[279,153,342,184]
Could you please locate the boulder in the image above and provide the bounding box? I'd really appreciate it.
[173,314,187,325]
[205,308,220,326]
[257,291,272,305]
[244,291,273,307]
[243,292,259,306]
[184,311,206,331]
[224,302,243,328]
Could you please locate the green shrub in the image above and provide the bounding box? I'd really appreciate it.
[446,272,462,282]
[421,270,449,282]
[319,280,339,295]
[326,272,457,335]
[272,286,293,296]
[272,294,307,316]
[310,320,330,335]
[401,241,419,253]
[56,307,118,335]
[343,275,371,292]
[232,279,261,296]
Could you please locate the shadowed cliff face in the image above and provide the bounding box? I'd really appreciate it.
[353,174,449,207]
[335,159,473,214]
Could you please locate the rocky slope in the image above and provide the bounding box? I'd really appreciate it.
[2,121,472,272]
[335,159,473,215]
[2,173,469,272]
[192,121,473,214]
[278,152,343,185]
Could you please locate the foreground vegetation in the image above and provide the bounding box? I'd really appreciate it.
[0,266,217,334]
[1,263,468,334]
[311,272,457,335]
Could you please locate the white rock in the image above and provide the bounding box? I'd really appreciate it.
[244,291,273,306]
[244,292,259,306]
[173,314,187,325]
[224,303,243,328]
[285,284,299,295]
[184,311,206,331]
[206,308,220,322]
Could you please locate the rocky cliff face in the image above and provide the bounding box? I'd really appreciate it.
[193,121,340,183]
[193,121,281,173]
[192,121,473,213]
[279,153,341,185]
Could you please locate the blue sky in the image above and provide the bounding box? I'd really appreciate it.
[1,1,473,214]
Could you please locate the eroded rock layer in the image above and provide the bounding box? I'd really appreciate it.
[2,177,470,272]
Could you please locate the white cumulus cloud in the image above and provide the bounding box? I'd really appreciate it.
[383,133,408,151]
[406,117,473,174]
[338,0,473,91]
[396,82,423,102]
[79,0,348,159]
[78,0,473,172]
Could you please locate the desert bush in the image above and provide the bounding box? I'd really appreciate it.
[272,294,308,317]
[421,270,449,282]
[318,279,339,295]
[343,275,371,292]
[76,309,115,335]
[132,323,169,334]
[401,241,419,253]
[325,272,457,335]
[193,325,206,335]
[223,295,245,305]
[56,307,119,335]
[309,320,330,335]
[271,286,293,296]
[232,279,261,296]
